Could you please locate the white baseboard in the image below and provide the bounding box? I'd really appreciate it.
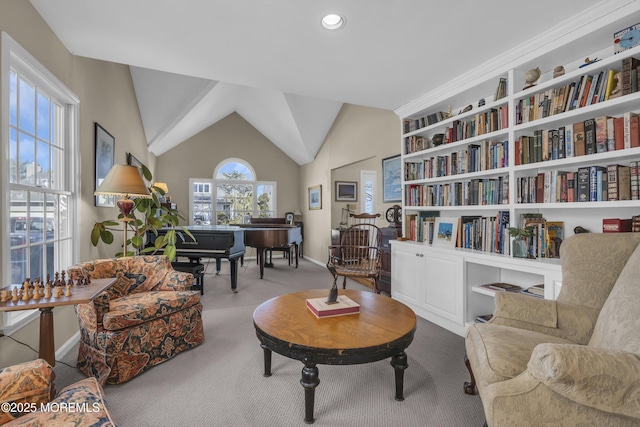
[56,330,80,360]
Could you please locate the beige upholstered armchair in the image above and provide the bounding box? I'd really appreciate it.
[464,233,640,426]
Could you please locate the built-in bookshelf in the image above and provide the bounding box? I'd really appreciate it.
[391,2,640,337]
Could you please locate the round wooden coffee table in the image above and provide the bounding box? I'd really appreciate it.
[253,289,417,424]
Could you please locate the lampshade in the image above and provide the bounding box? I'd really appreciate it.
[153,182,169,193]
[94,164,151,198]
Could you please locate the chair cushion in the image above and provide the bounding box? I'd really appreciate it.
[102,290,201,331]
[466,322,572,386]
[5,377,115,426]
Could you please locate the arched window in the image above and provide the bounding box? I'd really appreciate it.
[189,158,276,225]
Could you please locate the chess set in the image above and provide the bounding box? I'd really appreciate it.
[0,271,91,304]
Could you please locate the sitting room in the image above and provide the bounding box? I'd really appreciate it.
[2,1,640,426]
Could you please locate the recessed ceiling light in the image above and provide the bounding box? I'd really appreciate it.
[321,14,345,30]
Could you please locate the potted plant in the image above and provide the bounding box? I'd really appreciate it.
[90,163,193,260]
[507,226,534,258]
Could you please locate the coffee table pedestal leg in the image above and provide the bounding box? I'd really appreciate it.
[261,344,272,377]
[39,307,55,367]
[300,363,319,424]
[390,351,408,401]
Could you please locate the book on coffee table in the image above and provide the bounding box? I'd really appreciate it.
[306,295,360,318]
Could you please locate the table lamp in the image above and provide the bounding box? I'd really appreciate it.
[153,182,169,202]
[94,164,151,255]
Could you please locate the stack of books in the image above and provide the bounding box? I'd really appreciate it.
[478,282,522,292]
[475,314,493,323]
[520,284,545,298]
[306,295,360,318]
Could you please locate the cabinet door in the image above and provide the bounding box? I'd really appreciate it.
[391,243,423,305]
[423,251,463,324]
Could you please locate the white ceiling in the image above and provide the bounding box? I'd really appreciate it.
[30,0,604,165]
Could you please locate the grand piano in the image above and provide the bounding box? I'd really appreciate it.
[239,219,303,279]
[151,226,245,292]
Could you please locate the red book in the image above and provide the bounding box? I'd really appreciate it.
[614,116,625,150]
[602,219,632,233]
[306,296,360,318]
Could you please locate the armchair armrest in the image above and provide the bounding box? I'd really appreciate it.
[149,270,193,291]
[492,291,558,328]
[528,343,640,419]
[0,359,54,425]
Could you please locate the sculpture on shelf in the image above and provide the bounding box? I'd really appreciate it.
[523,67,541,89]
[553,65,565,78]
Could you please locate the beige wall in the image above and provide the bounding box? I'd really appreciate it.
[154,112,301,220]
[301,104,400,263]
[0,1,151,366]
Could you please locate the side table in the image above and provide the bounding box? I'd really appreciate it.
[0,278,115,366]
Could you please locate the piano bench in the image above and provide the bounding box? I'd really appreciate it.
[171,262,205,295]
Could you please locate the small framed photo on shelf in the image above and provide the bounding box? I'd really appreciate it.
[335,181,357,202]
[432,217,458,249]
[308,185,322,210]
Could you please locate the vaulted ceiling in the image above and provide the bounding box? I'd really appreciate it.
[30,0,603,164]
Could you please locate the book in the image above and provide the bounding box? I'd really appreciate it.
[306,295,360,318]
[577,167,591,202]
[584,118,596,155]
[595,116,610,153]
[523,284,545,297]
[573,121,586,156]
[602,218,632,233]
[475,314,493,323]
[614,116,625,150]
[479,282,522,292]
[545,221,564,258]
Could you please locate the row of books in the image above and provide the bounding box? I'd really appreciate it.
[404,140,508,181]
[516,161,640,204]
[405,211,511,256]
[514,111,640,165]
[405,176,509,207]
[518,214,563,259]
[476,282,545,297]
[515,57,639,125]
[404,211,439,243]
[442,107,509,144]
[458,211,510,254]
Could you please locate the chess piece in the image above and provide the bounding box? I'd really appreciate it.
[22,287,30,301]
[0,290,8,303]
[65,284,72,297]
[32,283,40,300]
[53,286,62,298]
[44,284,52,299]
[12,288,19,302]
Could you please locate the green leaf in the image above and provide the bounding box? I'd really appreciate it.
[164,245,176,261]
[154,235,167,249]
[131,235,143,248]
[103,220,120,227]
[101,230,114,244]
[140,164,152,181]
[91,225,102,246]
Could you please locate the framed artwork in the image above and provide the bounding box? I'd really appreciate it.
[335,181,357,202]
[95,123,115,207]
[308,185,322,210]
[432,217,459,249]
[285,212,295,224]
[127,152,143,168]
[382,154,402,203]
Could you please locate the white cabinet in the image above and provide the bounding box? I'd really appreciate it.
[391,240,464,336]
[392,239,561,337]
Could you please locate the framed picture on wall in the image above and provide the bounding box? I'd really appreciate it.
[335,181,357,202]
[308,185,322,210]
[382,154,402,203]
[95,123,115,207]
[127,152,143,168]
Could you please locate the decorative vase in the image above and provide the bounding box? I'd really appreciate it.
[512,236,528,258]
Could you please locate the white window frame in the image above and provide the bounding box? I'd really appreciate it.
[360,170,377,215]
[1,32,80,334]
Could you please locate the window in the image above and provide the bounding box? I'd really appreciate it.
[360,170,377,214]
[2,33,79,333]
[189,158,276,225]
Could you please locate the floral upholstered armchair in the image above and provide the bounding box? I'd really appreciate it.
[67,255,204,385]
[464,233,640,426]
[0,359,115,426]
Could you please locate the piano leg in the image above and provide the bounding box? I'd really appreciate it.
[230,257,239,293]
[294,243,299,268]
[215,258,222,275]
[258,247,266,279]
[264,248,274,268]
